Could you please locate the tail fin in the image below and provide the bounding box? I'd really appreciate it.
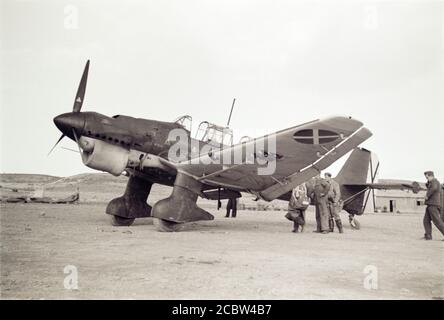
[335,148,379,215]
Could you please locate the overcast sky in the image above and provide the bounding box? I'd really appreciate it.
[1,0,443,181]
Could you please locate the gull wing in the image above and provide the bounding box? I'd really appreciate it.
[176,116,372,201]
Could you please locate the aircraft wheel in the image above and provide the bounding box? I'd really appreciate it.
[350,217,361,230]
[110,215,135,226]
[153,218,183,232]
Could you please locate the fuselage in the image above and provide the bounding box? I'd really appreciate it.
[53,111,230,187]
[54,111,185,156]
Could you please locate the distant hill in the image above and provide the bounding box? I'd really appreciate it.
[61,173,128,184]
[0,173,126,184]
[0,173,61,184]
[0,172,169,204]
[0,172,286,210]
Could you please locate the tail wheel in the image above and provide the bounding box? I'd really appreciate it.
[153,218,183,232]
[350,218,361,230]
[110,215,135,226]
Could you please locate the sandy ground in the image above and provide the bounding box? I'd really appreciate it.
[1,202,443,300]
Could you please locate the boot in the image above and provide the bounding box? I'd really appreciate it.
[329,218,334,232]
[313,221,322,233]
[421,234,432,240]
[292,222,299,233]
[336,219,344,234]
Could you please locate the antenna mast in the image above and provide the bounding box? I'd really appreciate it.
[226,98,236,127]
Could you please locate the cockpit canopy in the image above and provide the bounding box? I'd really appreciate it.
[196,121,233,146]
[174,115,192,132]
[174,115,233,146]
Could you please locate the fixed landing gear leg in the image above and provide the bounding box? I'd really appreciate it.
[106,175,153,226]
[152,172,214,232]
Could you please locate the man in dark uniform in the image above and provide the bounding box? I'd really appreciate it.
[226,197,238,218]
[325,172,344,233]
[309,175,330,234]
[422,171,444,240]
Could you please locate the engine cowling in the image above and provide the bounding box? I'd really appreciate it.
[80,137,129,176]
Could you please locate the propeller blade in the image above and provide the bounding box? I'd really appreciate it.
[61,147,80,153]
[48,134,65,155]
[73,60,90,113]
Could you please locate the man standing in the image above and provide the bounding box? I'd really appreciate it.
[325,172,344,233]
[310,175,330,234]
[226,197,238,218]
[422,171,444,240]
[286,183,309,233]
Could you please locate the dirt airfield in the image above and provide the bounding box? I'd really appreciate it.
[1,201,443,300]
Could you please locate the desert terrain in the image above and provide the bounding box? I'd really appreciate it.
[1,174,443,299]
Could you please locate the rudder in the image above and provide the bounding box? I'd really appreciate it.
[335,148,379,215]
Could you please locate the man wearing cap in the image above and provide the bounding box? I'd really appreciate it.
[325,172,344,233]
[422,171,444,240]
[309,174,331,234]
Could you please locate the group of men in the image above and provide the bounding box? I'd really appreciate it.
[286,172,343,234]
[223,169,443,240]
[286,170,444,240]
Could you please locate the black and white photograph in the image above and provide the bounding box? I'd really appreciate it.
[1,0,443,305]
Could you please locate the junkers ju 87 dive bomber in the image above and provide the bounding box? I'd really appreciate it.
[50,60,419,232]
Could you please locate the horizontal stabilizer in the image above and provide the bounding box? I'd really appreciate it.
[343,181,424,194]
